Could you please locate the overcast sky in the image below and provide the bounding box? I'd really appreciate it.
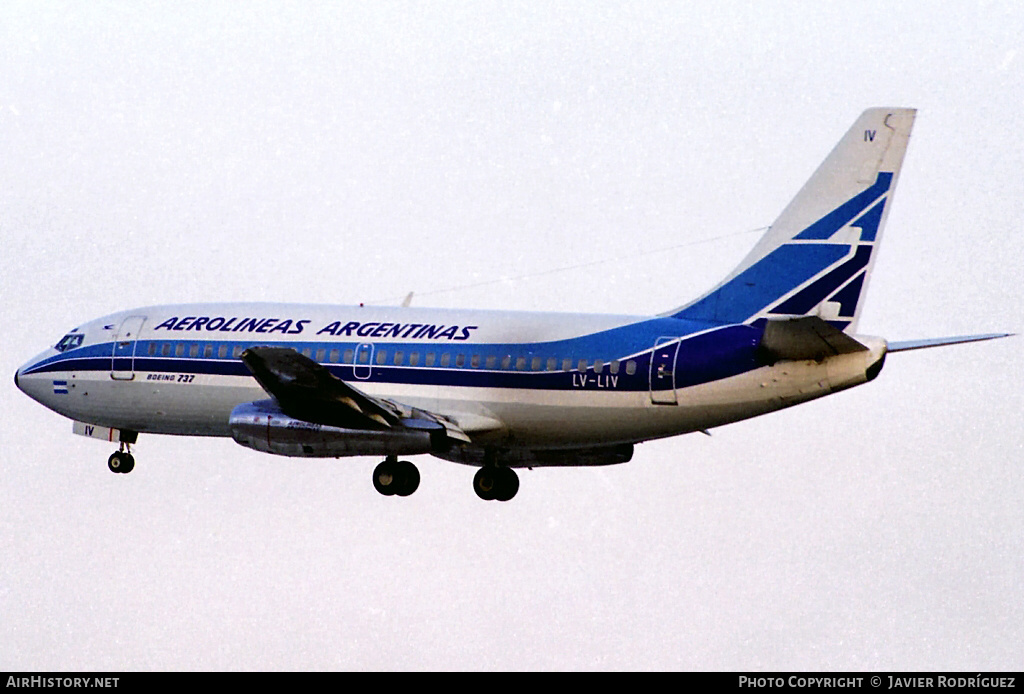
[2,0,1022,671]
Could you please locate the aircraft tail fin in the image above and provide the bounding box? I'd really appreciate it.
[668,108,916,334]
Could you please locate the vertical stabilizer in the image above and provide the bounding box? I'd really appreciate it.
[669,108,916,333]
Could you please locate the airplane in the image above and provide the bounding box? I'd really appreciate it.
[14,107,1011,501]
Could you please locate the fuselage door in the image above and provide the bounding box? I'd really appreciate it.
[649,337,680,405]
[353,343,374,380]
[111,316,147,380]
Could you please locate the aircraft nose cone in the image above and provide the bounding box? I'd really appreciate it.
[14,367,20,391]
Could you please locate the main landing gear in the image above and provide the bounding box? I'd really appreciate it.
[370,452,520,501]
[473,465,519,502]
[372,457,420,497]
[107,443,135,474]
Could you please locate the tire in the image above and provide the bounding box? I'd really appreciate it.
[107,452,124,473]
[373,460,398,496]
[494,467,519,502]
[120,453,135,474]
[473,467,499,501]
[395,461,420,497]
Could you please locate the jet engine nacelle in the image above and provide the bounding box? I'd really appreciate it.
[229,400,437,458]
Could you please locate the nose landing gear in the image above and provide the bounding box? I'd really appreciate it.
[107,443,135,474]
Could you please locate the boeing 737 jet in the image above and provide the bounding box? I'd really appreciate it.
[15,108,1010,501]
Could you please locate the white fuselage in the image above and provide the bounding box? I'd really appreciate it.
[16,302,887,454]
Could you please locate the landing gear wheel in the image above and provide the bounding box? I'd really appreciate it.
[373,460,399,496]
[494,467,519,502]
[373,459,420,497]
[107,451,134,474]
[474,466,519,501]
[473,466,499,500]
[394,460,420,497]
[107,439,136,474]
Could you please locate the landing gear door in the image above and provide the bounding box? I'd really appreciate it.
[649,337,680,405]
[111,316,146,380]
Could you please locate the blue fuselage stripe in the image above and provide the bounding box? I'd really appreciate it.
[24,323,764,393]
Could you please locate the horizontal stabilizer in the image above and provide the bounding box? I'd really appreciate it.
[758,316,868,363]
[887,333,1013,353]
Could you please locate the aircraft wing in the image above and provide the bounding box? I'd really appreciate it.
[887,333,1013,352]
[239,346,472,442]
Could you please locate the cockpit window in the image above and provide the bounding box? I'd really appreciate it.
[55,333,84,352]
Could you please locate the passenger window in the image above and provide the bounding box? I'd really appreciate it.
[394,351,404,365]
[516,356,527,370]
[531,357,541,371]
[485,355,496,369]
[218,344,228,358]
[409,352,420,367]
[577,359,588,371]
[316,349,326,362]
[301,348,312,358]
[440,353,451,367]
[330,349,339,363]
[562,358,572,371]
[470,354,480,368]
[425,352,436,367]
[358,350,370,364]
[232,346,243,358]
[501,355,512,369]
[148,343,157,356]
[189,344,199,358]
[455,354,466,367]
[344,348,354,363]
[375,349,387,365]
[175,343,185,357]
[161,343,170,357]
[204,344,213,358]
[610,360,620,375]
[546,357,557,371]
[593,359,604,374]
[626,360,637,375]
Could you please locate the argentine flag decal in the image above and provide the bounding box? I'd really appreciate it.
[53,380,68,395]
